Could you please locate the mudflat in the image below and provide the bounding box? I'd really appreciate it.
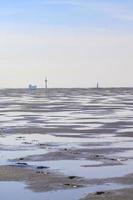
[0,88,133,200]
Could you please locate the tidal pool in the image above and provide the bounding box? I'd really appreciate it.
[0,182,130,200]
[27,159,133,179]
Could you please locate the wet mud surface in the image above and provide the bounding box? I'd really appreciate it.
[0,88,133,199]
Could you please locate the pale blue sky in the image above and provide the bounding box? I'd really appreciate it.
[0,0,133,88]
[0,0,133,30]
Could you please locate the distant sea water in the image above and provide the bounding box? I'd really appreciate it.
[0,88,133,136]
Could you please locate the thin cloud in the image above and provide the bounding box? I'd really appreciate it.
[49,0,133,22]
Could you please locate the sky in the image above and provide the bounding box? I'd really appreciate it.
[0,0,133,88]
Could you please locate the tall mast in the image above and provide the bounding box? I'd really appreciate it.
[45,77,48,89]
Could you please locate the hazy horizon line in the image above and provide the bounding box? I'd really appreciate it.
[1,86,133,89]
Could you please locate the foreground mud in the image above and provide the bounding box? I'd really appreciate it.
[0,166,87,192]
[81,188,133,200]
[0,88,133,199]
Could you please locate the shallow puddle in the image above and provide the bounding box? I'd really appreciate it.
[0,181,131,200]
[0,148,48,165]
[27,159,133,179]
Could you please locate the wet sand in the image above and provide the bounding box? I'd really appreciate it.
[0,88,133,199]
[0,165,87,192]
[80,188,133,200]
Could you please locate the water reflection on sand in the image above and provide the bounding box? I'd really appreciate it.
[0,88,133,199]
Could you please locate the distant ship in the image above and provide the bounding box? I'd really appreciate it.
[28,84,37,90]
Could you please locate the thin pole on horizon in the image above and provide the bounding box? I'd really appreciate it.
[45,77,48,89]
[97,82,99,89]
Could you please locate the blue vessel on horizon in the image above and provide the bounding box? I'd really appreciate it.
[28,84,37,90]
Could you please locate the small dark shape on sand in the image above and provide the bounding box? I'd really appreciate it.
[22,142,32,145]
[19,158,24,161]
[95,155,100,158]
[64,183,80,188]
[16,136,25,139]
[36,171,49,175]
[37,166,49,169]
[68,176,77,179]
[95,191,105,195]
[16,162,28,167]
[39,143,45,146]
